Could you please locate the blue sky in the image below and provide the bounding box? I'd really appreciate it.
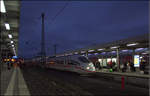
[18,1,148,58]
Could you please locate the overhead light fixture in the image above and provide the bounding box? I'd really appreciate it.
[122,50,128,52]
[88,50,94,52]
[97,48,104,51]
[101,52,106,54]
[81,51,86,53]
[110,46,119,49]
[65,54,68,56]
[12,45,14,47]
[68,53,72,55]
[127,43,138,46]
[74,52,78,54]
[8,34,12,38]
[94,53,98,55]
[5,23,10,30]
[0,0,6,13]
[111,51,116,53]
[10,41,14,43]
[88,54,92,55]
[142,53,147,54]
[135,48,144,51]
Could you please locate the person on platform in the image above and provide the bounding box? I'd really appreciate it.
[95,61,101,70]
[7,56,11,70]
[130,61,135,72]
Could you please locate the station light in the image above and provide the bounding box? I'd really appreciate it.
[97,48,104,51]
[94,53,98,55]
[68,53,72,55]
[127,43,138,46]
[111,51,116,53]
[65,54,68,56]
[110,46,119,49]
[8,34,12,38]
[12,45,14,47]
[0,0,6,13]
[88,50,94,52]
[142,53,147,54]
[74,52,78,54]
[88,54,92,55]
[101,52,106,54]
[81,51,86,53]
[5,23,10,30]
[122,50,128,52]
[10,41,14,43]
[135,48,144,51]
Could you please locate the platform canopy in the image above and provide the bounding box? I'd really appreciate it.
[1,0,20,57]
[57,33,149,56]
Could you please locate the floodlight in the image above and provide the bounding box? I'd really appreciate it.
[10,41,14,43]
[5,23,10,30]
[8,34,12,38]
[0,0,6,13]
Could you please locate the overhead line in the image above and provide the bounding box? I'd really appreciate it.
[50,2,69,24]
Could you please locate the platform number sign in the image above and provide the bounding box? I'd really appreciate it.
[134,55,140,67]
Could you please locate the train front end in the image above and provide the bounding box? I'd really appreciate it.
[85,62,96,72]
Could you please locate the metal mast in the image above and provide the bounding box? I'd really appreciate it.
[54,44,57,56]
[41,13,46,66]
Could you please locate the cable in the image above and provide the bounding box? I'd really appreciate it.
[49,1,70,24]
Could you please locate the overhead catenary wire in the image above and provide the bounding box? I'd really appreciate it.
[49,1,70,25]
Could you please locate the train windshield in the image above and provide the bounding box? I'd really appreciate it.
[78,57,90,63]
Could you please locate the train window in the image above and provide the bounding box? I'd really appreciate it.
[68,60,80,65]
[78,57,90,63]
[56,60,64,64]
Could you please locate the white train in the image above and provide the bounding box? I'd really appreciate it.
[45,55,96,74]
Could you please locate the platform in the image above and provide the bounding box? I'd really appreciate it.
[1,66,30,96]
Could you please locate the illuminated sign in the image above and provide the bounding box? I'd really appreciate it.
[107,58,111,63]
[12,56,18,59]
[134,55,140,67]
[112,58,117,62]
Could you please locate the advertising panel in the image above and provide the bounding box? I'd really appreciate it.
[134,55,140,67]
[103,59,107,67]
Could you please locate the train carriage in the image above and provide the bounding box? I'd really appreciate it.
[46,55,96,74]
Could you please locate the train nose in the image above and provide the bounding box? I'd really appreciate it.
[87,63,96,71]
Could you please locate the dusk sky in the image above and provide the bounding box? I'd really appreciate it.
[18,1,148,58]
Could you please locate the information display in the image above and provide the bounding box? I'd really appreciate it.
[134,55,140,67]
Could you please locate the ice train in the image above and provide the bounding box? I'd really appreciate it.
[25,55,96,74]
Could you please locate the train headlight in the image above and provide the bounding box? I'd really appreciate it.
[89,63,93,66]
[86,67,90,69]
